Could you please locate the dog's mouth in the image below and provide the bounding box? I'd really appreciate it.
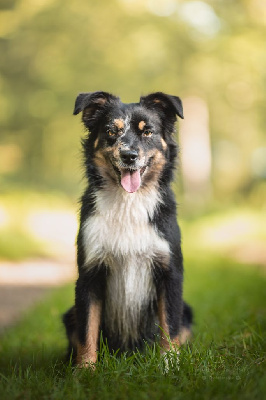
[113,166,147,193]
[120,167,147,193]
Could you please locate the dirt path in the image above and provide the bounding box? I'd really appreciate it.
[0,259,76,333]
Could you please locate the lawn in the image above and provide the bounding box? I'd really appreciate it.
[0,254,265,400]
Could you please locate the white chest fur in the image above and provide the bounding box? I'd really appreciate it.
[81,186,170,342]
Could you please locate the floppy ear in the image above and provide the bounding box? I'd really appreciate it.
[140,92,184,120]
[73,91,119,123]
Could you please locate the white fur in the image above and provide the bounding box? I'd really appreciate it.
[104,254,156,342]
[122,115,131,135]
[82,185,170,342]
[116,115,131,142]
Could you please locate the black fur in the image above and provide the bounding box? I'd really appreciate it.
[63,91,192,365]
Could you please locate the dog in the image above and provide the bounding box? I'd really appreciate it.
[63,91,193,367]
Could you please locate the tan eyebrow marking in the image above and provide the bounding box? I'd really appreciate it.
[114,118,124,130]
[138,121,146,130]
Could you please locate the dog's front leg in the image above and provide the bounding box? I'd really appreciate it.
[75,272,104,368]
[158,272,183,353]
[76,299,102,367]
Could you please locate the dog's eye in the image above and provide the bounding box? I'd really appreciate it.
[143,130,152,137]
[107,130,117,137]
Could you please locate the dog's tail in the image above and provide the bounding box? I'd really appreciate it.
[179,301,193,344]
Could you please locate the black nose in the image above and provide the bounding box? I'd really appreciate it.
[120,149,138,164]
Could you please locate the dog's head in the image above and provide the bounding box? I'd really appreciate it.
[74,91,183,193]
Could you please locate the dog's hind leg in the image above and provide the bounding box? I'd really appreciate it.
[62,306,78,362]
[179,302,193,344]
[157,272,183,351]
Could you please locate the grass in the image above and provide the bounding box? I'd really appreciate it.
[0,255,265,400]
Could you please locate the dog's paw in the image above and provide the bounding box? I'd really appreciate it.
[73,360,96,376]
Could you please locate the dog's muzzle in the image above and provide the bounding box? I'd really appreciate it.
[117,149,146,194]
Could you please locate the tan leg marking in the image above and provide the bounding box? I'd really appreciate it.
[158,294,180,352]
[76,300,102,367]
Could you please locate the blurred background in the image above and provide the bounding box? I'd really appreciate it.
[0,0,265,327]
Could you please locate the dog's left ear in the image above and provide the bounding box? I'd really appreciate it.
[140,92,184,120]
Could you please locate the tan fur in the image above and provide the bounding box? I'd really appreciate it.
[76,300,102,367]
[94,138,99,149]
[138,120,146,131]
[104,145,120,160]
[114,118,124,130]
[93,150,108,172]
[93,149,117,183]
[158,295,180,352]
[82,97,108,122]
[138,146,145,160]
[161,138,167,150]
[179,327,192,344]
[142,150,166,191]
[94,146,166,194]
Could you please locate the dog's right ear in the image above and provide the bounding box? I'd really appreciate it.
[73,91,119,123]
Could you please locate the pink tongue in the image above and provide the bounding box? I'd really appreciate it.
[121,170,141,193]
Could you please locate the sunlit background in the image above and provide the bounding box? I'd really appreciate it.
[0,0,265,326]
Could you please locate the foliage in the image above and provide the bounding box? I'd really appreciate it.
[0,0,265,202]
[0,190,76,261]
[0,226,47,261]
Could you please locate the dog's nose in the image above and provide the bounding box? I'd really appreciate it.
[120,149,138,164]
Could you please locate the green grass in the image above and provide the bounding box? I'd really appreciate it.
[0,256,265,400]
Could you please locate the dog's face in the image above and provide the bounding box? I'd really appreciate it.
[74,91,183,193]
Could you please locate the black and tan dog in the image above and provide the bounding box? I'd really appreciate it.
[63,91,192,367]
